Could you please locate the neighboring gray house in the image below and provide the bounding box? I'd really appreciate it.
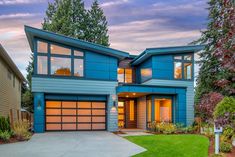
[0,44,25,120]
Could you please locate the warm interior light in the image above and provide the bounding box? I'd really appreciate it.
[51,46,54,50]
[133,93,136,96]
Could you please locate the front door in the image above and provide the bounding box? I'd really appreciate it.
[118,99,137,128]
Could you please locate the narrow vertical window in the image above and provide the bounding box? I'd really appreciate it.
[37,56,48,74]
[174,62,182,79]
[129,100,134,121]
[125,69,132,83]
[74,59,84,77]
[184,63,192,79]
[118,68,124,83]
[147,99,152,122]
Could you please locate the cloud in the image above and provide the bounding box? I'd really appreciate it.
[0,0,44,5]
[109,19,202,54]
[0,13,40,20]
[101,0,130,8]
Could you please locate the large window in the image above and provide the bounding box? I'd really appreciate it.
[51,57,71,76]
[174,54,193,80]
[154,98,172,122]
[36,40,84,77]
[118,68,133,83]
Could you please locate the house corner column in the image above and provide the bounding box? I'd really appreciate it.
[107,94,118,132]
[33,92,45,133]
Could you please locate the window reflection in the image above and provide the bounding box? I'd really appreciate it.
[51,44,71,55]
[37,41,48,53]
[74,59,83,77]
[141,68,152,82]
[184,63,192,79]
[118,68,124,82]
[174,62,182,79]
[51,57,71,76]
[184,55,192,61]
[37,56,48,74]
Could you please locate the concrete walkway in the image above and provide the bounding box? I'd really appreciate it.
[0,131,146,157]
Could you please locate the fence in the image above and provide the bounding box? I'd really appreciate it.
[9,109,33,129]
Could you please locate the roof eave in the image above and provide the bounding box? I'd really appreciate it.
[25,25,129,60]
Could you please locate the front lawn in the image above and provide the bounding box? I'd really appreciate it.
[125,134,209,157]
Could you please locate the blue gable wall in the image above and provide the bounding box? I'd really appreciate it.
[85,51,118,81]
[152,55,173,80]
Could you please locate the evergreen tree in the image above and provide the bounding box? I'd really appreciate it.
[86,0,109,46]
[22,53,34,112]
[195,0,235,104]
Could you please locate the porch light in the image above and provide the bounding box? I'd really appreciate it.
[126,95,129,98]
[133,93,136,96]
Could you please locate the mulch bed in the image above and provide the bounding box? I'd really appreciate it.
[0,135,30,145]
[208,138,235,157]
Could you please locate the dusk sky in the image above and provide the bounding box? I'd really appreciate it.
[0,0,208,76]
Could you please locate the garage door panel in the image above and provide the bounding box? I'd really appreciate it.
[77,109,91,115]
[62,109,76,115]
[77,124,91,130]
[92,123,105,130]
[92,109,105,115]
[46,109,61,115]
[92,116,105,122]
[62,101,76,108]
[46,124,61,130]
[62,116,76,122]
[46,116,61,122]
[92,102,105,108]
[62,124,76,130]
[78,102,91,108]
[46,101,61,108]
[77,116,91,122]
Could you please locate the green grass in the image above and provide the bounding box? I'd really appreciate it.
[125,134,209,157]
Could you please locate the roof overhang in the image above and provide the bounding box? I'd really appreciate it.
[0,44,26,82]
[131,45,205,65]
[25,25,129,60]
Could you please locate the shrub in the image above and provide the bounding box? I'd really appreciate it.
[214,97,235,129]
[0,116,11,132]
[156,122,177,134]
[13,120,32,141]
[220,142,232,153]
[222,126,234,141]
[0,131,11,142]
[196,92,224,124]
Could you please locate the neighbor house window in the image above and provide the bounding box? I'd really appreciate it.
[118,68,133,83]
[37,56,48,74]
[50,44,71,55]
[51,57,71,76]
[36,40,84,77]
[174,54,193,80]
[140,68,152,82]
[37,41,48,53]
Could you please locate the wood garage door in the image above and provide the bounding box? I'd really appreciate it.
[46,101,106,131]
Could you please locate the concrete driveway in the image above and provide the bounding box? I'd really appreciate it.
[0,131,146,157]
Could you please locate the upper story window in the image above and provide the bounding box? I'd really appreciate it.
[36,40,84,77]
[118,68,133,83]
[174,54,193,80]
[140,68,152,82]
[37,41,48,53]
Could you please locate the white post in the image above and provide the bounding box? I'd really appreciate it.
[214,125,223,155]
[215,133,219,154]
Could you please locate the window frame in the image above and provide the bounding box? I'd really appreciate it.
[173,54,193,81]
[34,38,85,78]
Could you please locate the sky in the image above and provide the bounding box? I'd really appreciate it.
[0,0,208,76]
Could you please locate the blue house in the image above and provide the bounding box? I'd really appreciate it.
[25,26,204,133]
